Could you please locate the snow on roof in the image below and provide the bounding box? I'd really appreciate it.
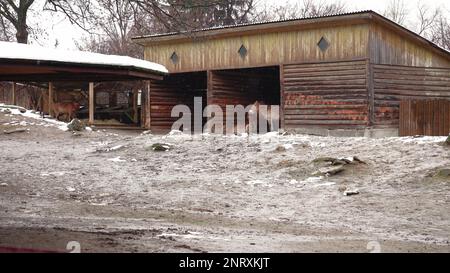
[0,41,168,74]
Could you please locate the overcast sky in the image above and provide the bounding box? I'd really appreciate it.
[28,0,450,50]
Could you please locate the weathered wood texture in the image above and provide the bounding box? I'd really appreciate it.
[145,24,370,73]
[208,67,280,108]
[369,23,450,68]
[149,72,207,132]
[89,82,94,125]
[372,64,450,127]
[207,68,280,131]
[399,100,450,136]
[282,60,369,129]
[0,82,30,108]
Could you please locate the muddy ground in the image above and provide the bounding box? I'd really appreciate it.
[0,110,449,253]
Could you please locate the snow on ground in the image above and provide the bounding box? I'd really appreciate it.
[0,104,93,132]
[0,111,449,252]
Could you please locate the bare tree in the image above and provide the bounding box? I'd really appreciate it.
[416,1,440,36]
[0,9,14,41]
[44,0,97,32]
[131,0,255,33]
[383,0,409,25]
[0,0,35,43]
[430,13,450,51]
[254,0,347,22]
[76,0,144,58]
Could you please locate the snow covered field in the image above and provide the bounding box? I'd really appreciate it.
[0,110,449,252]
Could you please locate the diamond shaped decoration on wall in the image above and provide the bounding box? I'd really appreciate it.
[317,37,330,52]
[238,44,248,59]
[170,52,179,64]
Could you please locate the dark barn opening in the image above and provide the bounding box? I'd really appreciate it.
[150,71,207,133]
[209,66,281,133]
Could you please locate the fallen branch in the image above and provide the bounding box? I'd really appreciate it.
[3,128,27,134]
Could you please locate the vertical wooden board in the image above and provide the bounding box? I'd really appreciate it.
[400,100,450,136]
[366,61,374,126]
[140,83,146,128]
[145,81,151,129]
[207,70,213,106]
[88,82,94,125]
[132,88,139,124]
[279,65,285,130]
[399,100,403,136]
[48,82,54,117]
[11,83,16,105]
[445,101,450,135]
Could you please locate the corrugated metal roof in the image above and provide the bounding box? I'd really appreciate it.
[132,10,373,40]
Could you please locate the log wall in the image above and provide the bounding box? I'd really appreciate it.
[282,60,370,129]
[372,64,450,127]
[149,72,207,132]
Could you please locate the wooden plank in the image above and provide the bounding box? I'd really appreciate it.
[399,99,450,136]
[367,61,374,126]
[11,82,16,105]
[89,82,94,125]
[280,65,285,130]
[48,82,53,117]
[132,88,138,124]
[145,81,151,129]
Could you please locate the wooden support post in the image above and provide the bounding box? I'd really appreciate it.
[133,88,139,124]
[48,82,54,117]
[144,81,151,129]
[89,82,95,125]
[279,65,285,130]
[366,60,375,126]
[11,82,17,105]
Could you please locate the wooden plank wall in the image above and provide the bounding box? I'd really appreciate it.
[145,24,369,73]
[369,23,450,68]
[399,100,450,136]
[149,72,207,132]
[0,82,11,103]
[0,83,42,109]
[208,67,280,108]
[282,60,369,129]
[372,64,450,127]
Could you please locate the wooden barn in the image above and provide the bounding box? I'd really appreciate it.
[133,11,450,136]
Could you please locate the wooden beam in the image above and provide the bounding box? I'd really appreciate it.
[279,65,285,130]
[11,82,16,105]
[367,61,375,126]
[89,82,95,125]
[144,81,151,129]
[48,82,53,117]
[133,88,139,124]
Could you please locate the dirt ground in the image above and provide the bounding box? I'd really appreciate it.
[0,110,449,253]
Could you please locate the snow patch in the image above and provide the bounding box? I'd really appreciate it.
[40,171,65,177]
[399,136,446,144]
[108,156,126,163]
[6,108,69,131]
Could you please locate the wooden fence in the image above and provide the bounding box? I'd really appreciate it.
[399,100,450,136]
